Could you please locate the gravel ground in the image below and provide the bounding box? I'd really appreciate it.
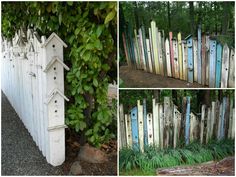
[1,92,62,175]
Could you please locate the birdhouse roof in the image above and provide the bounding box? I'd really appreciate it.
[46,88,69,104]
[41,32,67,48]
[185,34,192,40]
[43,56,70,72]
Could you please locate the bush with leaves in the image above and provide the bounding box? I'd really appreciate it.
[2,2,117,147]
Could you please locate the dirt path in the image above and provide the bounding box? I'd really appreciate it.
[156,156,235,176]
[120,65,205,88]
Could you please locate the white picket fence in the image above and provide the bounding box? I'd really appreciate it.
[1,28,69,166]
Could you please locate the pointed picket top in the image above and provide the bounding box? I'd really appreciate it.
[43,56,70,72]
[185,34,192,40]
[34,31,42,43]
[16,35,26,47]
[27,28,34,40]
[41,32,67,48]
[46,88,69,104]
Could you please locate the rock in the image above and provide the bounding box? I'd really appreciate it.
[78,144,108,163]
[69,161,82,175]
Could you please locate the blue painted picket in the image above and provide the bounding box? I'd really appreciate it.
[197,25,202,84]
[186,35,194,83]
[215,43,222,88]
[143,99,148,146]
[130,107,139,150]
[185,96,191,145]
[209,40,217,88]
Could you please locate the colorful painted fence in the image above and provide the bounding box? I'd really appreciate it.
[1,29,69,166]
[119,96,235,151]
[122,21,235,88]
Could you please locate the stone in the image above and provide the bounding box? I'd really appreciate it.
[78,144,108,163]
[69,161,82,175]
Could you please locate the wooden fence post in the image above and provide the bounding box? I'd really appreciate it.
[134,29,141,69]
[177,33,183,80]
[209,40,217,87]
[151,21,159,74]
[153,99,160,147]
[173,105,180,148]
[164,97,171,147]
[186,35,194,83]
[149,28,155,73]
[159,104,164,149]
[205,35,210,86]
[158,31,164,75]
[197,25,202,84]
[125,114,132,148]
[221,44,230,88]
[147,113,154,145]
[119,104,127,149]
[165,38,172,77]
[193,39,198,82]
[173,39,180,79]
[201,34,206,85]
[228,99,233,139]
[228,49,234,88]
[185,96,190,145]
[143,99,148,146]
[169,32,175,76]
[206,107,211,143]
[200,105,206,144]
[215,43,222,88]
[137,100,144,152]
[217,103,223,140]
[130,107,139,150]
[182,41,188,81]
[146,39,153,73]
[138,28,145,69]
[210,102,216,139]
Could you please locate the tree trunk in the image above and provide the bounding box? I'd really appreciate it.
[167,1,171,30]
[189,2,195,36]
[222,2,229,35]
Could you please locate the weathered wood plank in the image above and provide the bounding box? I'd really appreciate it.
[228,98,233,139]
[134,30,141,69]
[131,107,139,150]
[209,40,217,88]
[173,39,180,79]
[173,105,178,148]
[143,99,148,146]
[148,28,155,73]
[221,44,230,88]
[205,35,210,86]
[169,32,175,76]
[151,21,159,74]
[165,38,172,77]
[228,49,235,88]
[206,107,211,144]
[217,103,223,140]
[177,33,183,80]
[137,100,144,152]
[125,114,132,148]
[153,99,160,147]
[141,26,149,72]
[139,28,147,71]
[146,39,153,73]
[158,31,164,75]
[138,28,145,69]
[182,41,188,81]
[119,104,126,149]
[215,43,222,88]
[210,102,216,139]
[159,104,164,149]
[197,25,202,84]
[193,39,198,82]
[164,97,171,147]
[185,96,190,145]
[200,105,206,144]
[201,34,206,85]
[147,113,154,145]
[186,35,194,83]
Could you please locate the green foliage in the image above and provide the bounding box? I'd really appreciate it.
[2,2,117,147]
[119,139,235,173]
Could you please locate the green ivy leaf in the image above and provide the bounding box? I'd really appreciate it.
[104,10,116,24]
[96,25,104,37]
[93,78,98,87]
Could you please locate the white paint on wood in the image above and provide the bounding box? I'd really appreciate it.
[200,105,206,144]
[159,104,164,149]
[152,99,160,147]
[165,39,172,77]
[147,113,154,145]
[146,39,153,73]
[137,100,144,152]
[125,114,132,147]
[182,41,188,81]
[172,39,180,79]
[221,44,230,88]
[228,49,235,88]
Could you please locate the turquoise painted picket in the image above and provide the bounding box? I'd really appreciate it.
[119,96,234,151]
[122,21,234,88]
